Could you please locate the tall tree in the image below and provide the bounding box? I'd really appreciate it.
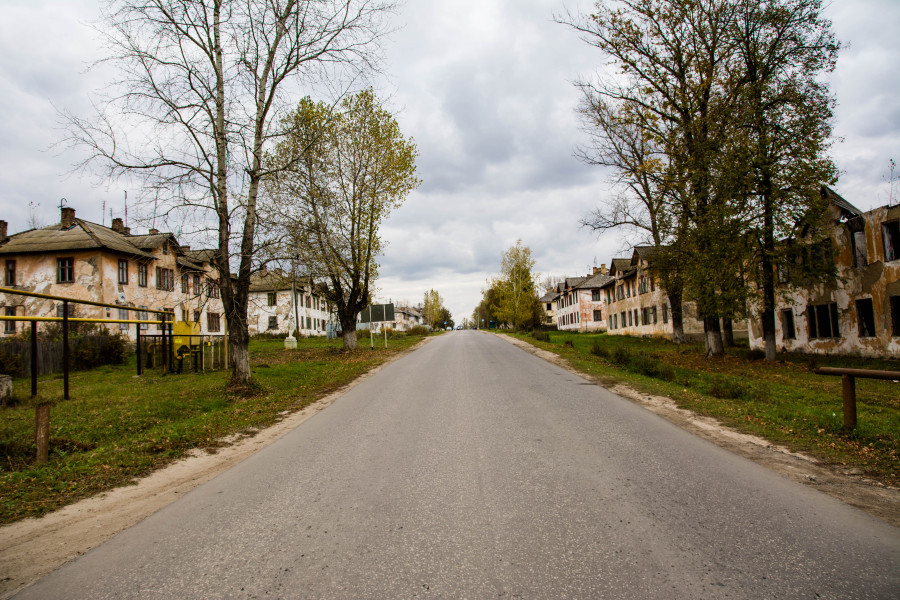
[492,240,541,331]
[266,90,420,350]
[730,0,839,361]
[63,0,393,384]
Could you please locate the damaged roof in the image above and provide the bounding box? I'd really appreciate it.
[0,219,156,259]
[578,272,613,289]
[822,186,863,219]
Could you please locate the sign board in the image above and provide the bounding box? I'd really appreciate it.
[359,303,395,323]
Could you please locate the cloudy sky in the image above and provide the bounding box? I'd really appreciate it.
[1,0,898,323]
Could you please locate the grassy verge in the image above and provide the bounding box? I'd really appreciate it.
[505,331,899,486]
[0,334,426,525]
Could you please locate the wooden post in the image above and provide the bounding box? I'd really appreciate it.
[35,403,50,464]
[842,374,857,430]
[30,320,37,397]
[62,300,69,400]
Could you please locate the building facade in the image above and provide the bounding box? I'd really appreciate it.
[246,269,334,336]
[556,268,612,332]
[0,207,224,340]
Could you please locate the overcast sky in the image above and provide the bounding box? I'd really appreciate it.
[1,0,898,324]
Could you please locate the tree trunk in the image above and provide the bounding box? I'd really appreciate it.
[669,292,685,344]
[762,304,777,362]
[723,317,734,347]
[227,322,251,386]
[340,312,358,351]
[704,317,724,356]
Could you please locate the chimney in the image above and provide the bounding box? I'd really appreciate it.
[181,245,190,252]
[148,228,159,235]
[61,207,76,228]
[0,220,7,240]
[111,218,125,233]
[124,227,131,235]
[600,263,608,275]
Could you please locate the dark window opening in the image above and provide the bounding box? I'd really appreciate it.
[207,312,221,332]
[889,296,900,337]
[268,316,278,330]
[851,230,868,267]
[118,259,129,285]
[808,302,840,339]
[5,260,15,286]
[267,292,277,306]
[883,221,900,262]
[4,306,15,333]
[592,290,600,302]
[781,309,796,340]
[593,309,602,322]
[138,264,147,287]
[856,299,876,338]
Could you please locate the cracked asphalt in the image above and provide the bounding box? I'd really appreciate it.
[14,331,900,599]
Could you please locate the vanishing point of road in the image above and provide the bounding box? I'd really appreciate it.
[14,332,900,599]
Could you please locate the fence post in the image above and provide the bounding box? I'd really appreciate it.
[30,320,37,397]
[35,402,50,464]
[62,300,69,400]
[841,374,857,430]
[168,317,175,373]
[161,315,168,374]
[136,321,142,376]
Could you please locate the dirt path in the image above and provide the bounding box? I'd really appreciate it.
[0,338,431,599]
[497,333,900,528]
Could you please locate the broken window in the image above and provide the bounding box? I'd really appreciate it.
[808,302,840,338]
[781,309,796,340]
[883,221,900,262]
[851,230,868,267]
[856,298,876,338]
[268,316,278,330]
[891,296,900,337]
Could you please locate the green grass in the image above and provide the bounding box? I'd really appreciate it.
[0,335,425,524]
[511,331,900,485]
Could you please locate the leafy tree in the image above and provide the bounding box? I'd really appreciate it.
[63,0,393,384]
[266,90,420,350]
[491,240,541,330]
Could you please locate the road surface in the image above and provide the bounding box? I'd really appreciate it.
[14,331,900,599]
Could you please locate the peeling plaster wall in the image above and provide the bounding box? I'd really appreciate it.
[748,204,900,358]
[557,289,607,332]
[0,245,225,341]
[247,289,332,336]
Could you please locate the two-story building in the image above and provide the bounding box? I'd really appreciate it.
[0,207,224,340]
[555,268,612,332]
[748,190,900,357]
[246,269,334,336]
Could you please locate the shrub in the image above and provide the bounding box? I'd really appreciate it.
[590,339,609,358]
[407,325,430,337]
[709,376,746,400]
[532,330,550,342]
[629,354,676,381]
[745,349,766,361]
[0,345,23,377]
[610,345,632,367]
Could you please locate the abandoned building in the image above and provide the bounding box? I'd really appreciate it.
[601,247,748,341]
[0,207,225,340]
[747,192,900,358]
[555,267,613,332]
[246,269,334,336]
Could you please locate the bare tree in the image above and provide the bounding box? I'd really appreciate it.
[61,0,393,385]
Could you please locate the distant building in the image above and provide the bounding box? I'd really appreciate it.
[246,269,334,336]
[555,267,612,332]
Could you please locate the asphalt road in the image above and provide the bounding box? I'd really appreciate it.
[15,332,900,599]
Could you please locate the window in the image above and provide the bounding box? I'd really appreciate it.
[4,306,15,334]
[634,309,639,327]
[156,307,172,330]
[56,303,75,318]
[781,309,796,340]
[593,310,602,322]
[891,296,900,337]
[662,303,669,324]
[883,221,900,262]
[651,306,658,325]
[57,257,74,283]
[181,273,189,293]
[207,312,221,332]
[612,314,617,329]
[808,302,840,339]
[621,311,626,327]
[267,292,277,306]
[628,310,633,326]
[306,295,311,309]
[139,307,149,330]
[592,290,600,302]
[138,264,147,287]
[118,260,129,285]
[156,268,174,291]
[193,274,201,295]
[162,243,168,255]
[268,316,278,330]
[306,316,312,330]
[546,303,552,310]
[5,260,15,286]
[207,279,220,298]
[118,308,129,330]
[856,299,876,338]
[192,310,200,324]
[851,230,868,267]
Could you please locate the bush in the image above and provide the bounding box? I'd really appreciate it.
[70,331,127,370]
[590,339,609,358]
[532,330,550,342]
[708,376,746,400]
[0,345,23,377]
[745,349,766,361]
[610,345,632,367]
[407,325,430,336]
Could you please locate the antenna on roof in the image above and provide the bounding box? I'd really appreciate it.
[124,191,128,225]
[57,198,67,210]
[102,199,106,226]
